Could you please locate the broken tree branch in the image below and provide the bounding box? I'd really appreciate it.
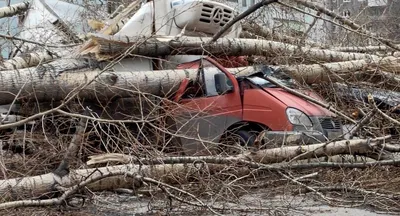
[87,136,391,166]
[37,0,81,44]
[369,94,400,126]
[0,51,62,70]
[211,0,277,42]
[79,34,379,62]
[0,2,29,19]
[0,136,394,202]
[0,33,79,48]
[53,108,90,177]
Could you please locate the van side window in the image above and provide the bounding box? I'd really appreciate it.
[202,60,232,97]
[181,80,205,99]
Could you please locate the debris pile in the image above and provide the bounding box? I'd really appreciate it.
[0,0,399,215]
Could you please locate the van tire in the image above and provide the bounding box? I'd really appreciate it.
[236,130,256,147]
[218,129,257,155]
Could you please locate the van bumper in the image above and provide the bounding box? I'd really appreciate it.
[263,131,339,145]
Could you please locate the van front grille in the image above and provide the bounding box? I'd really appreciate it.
[319,118,341,130]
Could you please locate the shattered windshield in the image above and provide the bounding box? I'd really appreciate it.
[247,75,294,88]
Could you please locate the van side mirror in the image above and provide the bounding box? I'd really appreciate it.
[214,73,231,94]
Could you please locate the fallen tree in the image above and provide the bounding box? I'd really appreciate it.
[0,136,393,204]
[78,34,379,62]
[0,57,255,105]
[2,53,400,105]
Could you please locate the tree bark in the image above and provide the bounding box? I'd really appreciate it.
[87,137,390,166]
[0,58,253,105]
[79,34,379,62]
[0,136,391,202]
[0,2,29,19]
[1,54,400,105]
[332,45,392,53]
[279,56,400,84]
[0,51,62,70]
[0,163,210,202]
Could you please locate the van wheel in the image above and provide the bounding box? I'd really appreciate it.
[218,130,257,155]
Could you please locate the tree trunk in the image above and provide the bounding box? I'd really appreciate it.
[0,163,208,202]
[0,51,62,70]
[78,34,379,62]
[1,54,400,105]
[279,56,400,84]
[0,136,391,202]
[87,137,390,166]
[332,45,392,53]
[0,58,253,105]
[0,2,29,19]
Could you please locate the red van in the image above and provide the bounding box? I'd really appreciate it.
[167,57,343,155]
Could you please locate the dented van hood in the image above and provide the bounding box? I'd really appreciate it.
[265,88,335,117]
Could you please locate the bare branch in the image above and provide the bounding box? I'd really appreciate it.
[211,0,278,42]
[0,2,29,19]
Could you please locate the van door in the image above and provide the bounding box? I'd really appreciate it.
[171,59,242,155]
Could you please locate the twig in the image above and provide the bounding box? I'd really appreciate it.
[301,186,400,199]
[210,0,277,42]
[367,94,400,126]
[53,108,90,177]
[0,81,27,124]
[277,171,360,205]
[286,159,400,169]
[349,109,378,138]
[143,177,222,216]
[0,33,79,48]
[38,0,81,43]
[289,0,400,51]
[301,11,321,43]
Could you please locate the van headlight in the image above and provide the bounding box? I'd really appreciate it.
[286,108,313,127]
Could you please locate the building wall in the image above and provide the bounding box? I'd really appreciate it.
[329,0,400,45]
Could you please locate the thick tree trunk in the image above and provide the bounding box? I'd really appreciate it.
[79,34,378,62]
[0,58,253,105]
[279,56,400,84]
[0,163,206,202]
[332,45,392,53]
[0,2,29,19]
[1,55,400,105]
[0,51,62,70]
[0,136,391,202]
